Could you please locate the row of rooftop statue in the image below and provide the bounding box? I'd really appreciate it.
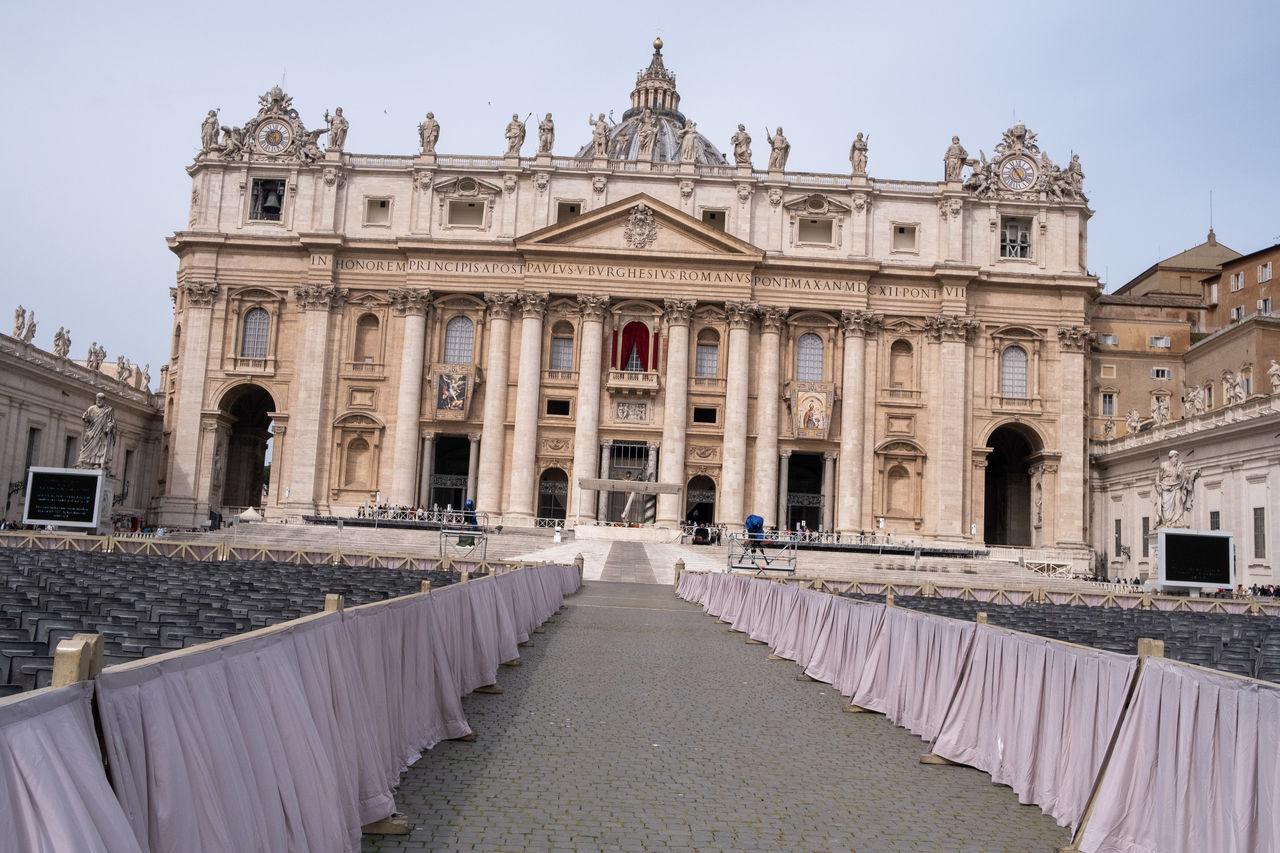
[11,305,148,388]
[196,89,1084,197]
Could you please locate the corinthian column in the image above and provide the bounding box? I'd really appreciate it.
[286,283,348,514]
[721,301,755,524]
[389,288,430,505]
[657,298,696,525]
[836,309,881,532]
[506,291,549,520]
[476,292,517,515]
[927,313,978,539]
[570,295,610,521]
[751,306,785,527]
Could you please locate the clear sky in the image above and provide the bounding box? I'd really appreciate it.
[2,0,1277,380]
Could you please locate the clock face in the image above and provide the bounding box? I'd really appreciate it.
[256,121,291,154]
[1001,157,1035,190]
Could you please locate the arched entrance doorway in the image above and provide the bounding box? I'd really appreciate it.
[537,468,568,521]
[685,475,716,525]
[218,385,275,509]
[983,425,1038,546]
[784,452,823,531]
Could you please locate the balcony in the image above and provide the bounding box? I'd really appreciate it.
[226,356,275,376]
[341,359,386,380]
[992,395,1043,414]
[542,368,579,386]
[690,376,726,394]
[606,369,661,397]
[878,387,923,406]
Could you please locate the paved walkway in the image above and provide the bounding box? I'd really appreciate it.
[364,581,1072,852]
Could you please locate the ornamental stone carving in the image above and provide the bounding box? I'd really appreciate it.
[767,188,783,207]
[679,180,694,200]
[540,436,572,454]
[86,342,106,371]
[624,203,659,249]
[724,300,756,330]
[518,291,548,318]
[616,401,648,422]
[852,192,869,212]
[688,445,720,461]
[839,309,883,337]
[414,171,433,192]
[390,287,431,316]
[663,297,696,325]
[592,176,607,196]
[53,327,71,358]
[938,198,962,219]
[736,183,752,203]
[534,172,550,193]
[503,175,518,194]
[484,291,518,320]
[1057,324,1094,351]
[322,167,345,188]
[924,314,979,342]
[578,294,611,322]
[183,281,218,307]
[294,283,349,311]
[757,305,786,333]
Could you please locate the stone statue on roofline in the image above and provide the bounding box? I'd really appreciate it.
[53,327,70,358]
[849,132,868,176]
[636,109,656,160]
[418,112,439,155]
[13,306,24,338]
[325,107,348,151]
[21,311,36,343]
[678,119,700,163]
[504,113,526,156]
[944,136,967,182]
[590,113,609,158]
[538,113,555,154]
[200,109,220,153]
[1269,359,1280,394]
[766,126,790,171]
[730,124,752,166]
[1125,407,1141,435]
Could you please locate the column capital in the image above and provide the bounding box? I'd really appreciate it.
[294,283,350,311]
[647,440,660,451]
[468,432,482,443]
[484,291,519,320]
[725,300,756,330]
[391,287,432,317]
[924,313,979,342]
[181,280,219,307]
[600,438,613,448]
[518,291,549,319]
[778,449,792,459]
[578,293,612,322]
[839,308,883,338]
[420,429,437,441]
[757,305,787,333]
[1057,324,1095,352]
[663,297,697,326]
[823,451,837,461]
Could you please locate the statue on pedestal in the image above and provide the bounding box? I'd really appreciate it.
[590,113,609,158]
[678,120,700,163]
[86,342,106,371]
[418,112,439,155]
[76,393,117,474]
[53,327,70,358]
[849,132,869,176]
[325,107,348,151]
[1269,359,1280,394]
[504,114,526,156]
[13,305,24,338]
[1154,450,1199,528]
[537,113,555,154]
[944,136,967,182]
[200,110,220,153]
[1102,417,1115,440]
[766,126,790,171]
[1125,408,1142,435]
[21,311,36,343]
[636,109,656,160]
[730,124,752,166]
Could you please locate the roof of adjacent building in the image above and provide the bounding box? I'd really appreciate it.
[1112,230,1241,295]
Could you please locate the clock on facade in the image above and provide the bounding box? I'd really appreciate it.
[1000,157,1036,191]
[256,121,292,155]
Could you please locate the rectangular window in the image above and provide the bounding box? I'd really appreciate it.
[1209,510,1220,530]
[692,407,718,424]
[1097,334,1118,346]
[1000,218,1032,259]
[700,209,726,231]
[1254,507,1266,559]
[891,224,918,252]
[1208,282,1219,305]
[556,201,581,222]
[1258,262,1272,283]
[1114,518,1123,558]
[447,200,485,227]
[1230,272,1244,291]
[1149,336,1171,348]
[1101,392,1115,416]
[25,427,42,471]
[550,337,573,371]
[1205,384,1213,407]
[364,198,391,226]
[1259,298,1272,315]
[544,399,570,417]
[1151,368,1171,380]
[63,435,78,468]
[797,218,834,245]
[1141,516,1150,557]
[695,343,718,378]
[1230,306,1244,322]
[248,178,286,222]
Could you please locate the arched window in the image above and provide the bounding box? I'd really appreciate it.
[550,321,574,371]
[796,333,823,381]
[354,314,380,364]
[240,308,269,359]
[619,321,650,372]
[443,316,474,364]
[889,340,913,389]
[887,465,911,514]
[1001,345,1028,397]
[695,329,719,378]
[343,437,370,489]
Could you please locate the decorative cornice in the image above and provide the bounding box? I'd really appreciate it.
[293,283,349,311]
[390,287,431,317]
[484,291,519,320]
[924,313,979,342]
[663,297,696,326]
[839,309,883,338]
[578,294,612,322]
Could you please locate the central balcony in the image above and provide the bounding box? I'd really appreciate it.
[606,369,661,397]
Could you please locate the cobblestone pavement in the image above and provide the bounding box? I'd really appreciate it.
[364,581,1072,853]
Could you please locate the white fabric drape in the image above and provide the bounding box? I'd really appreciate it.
[0,681,142,853]
[1080,657,1280,853]
[771,586,835,669]
[804,597,886,698]
[850,606,975,740]
[931,625,1138,828]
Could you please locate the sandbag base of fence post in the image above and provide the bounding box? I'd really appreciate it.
[362,813,410,835]
[518,639,534,647]
[533,626,546,634]
[767,653,785,660]
[451,731,478,742]
[501,658,523,667]
[795,673,818,682]
[745,637,767,645]
[919,753,960,766]
[842,703,873,713]
[472,684,504,694]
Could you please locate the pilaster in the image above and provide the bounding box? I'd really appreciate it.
[751,306,785,527]
[721,300,755,524]
[389,288,431,506]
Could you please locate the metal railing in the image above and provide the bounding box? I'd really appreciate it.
[726,532,797,573]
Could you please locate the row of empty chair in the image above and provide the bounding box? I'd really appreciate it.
[0,548,456,695]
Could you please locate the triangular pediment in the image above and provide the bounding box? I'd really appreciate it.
[517,193,763,262]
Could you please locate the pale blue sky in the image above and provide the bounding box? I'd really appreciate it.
[2,0,1277,377]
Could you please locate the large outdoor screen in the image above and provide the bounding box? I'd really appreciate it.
[1158,528,1234,589]
[23,467,104,529]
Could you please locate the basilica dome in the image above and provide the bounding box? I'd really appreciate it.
[575,39,728,166]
